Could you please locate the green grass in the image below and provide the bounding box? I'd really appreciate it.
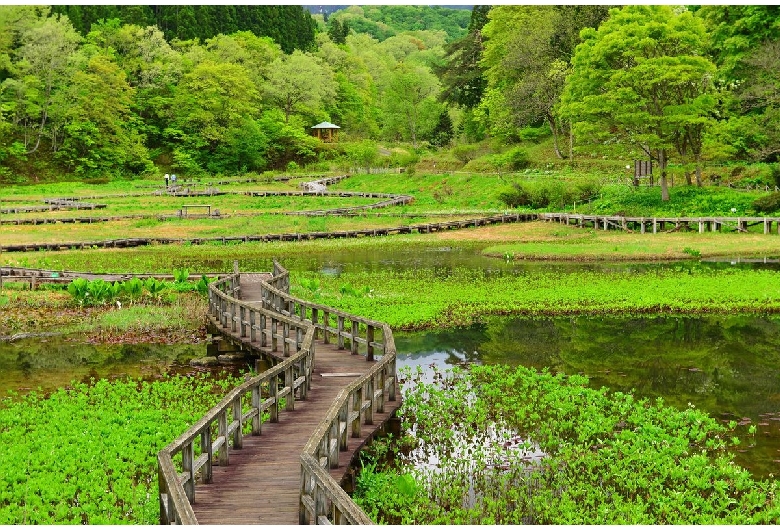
[290,266,780,330]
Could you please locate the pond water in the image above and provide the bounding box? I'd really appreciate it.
[395,313,780,480]
[2,242,779,480]
[0,337,238,397]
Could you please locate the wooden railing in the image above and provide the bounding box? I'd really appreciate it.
[299,324,397,524]
[157,272,315,524]
[156,261,398,525]
[262,261,387,362]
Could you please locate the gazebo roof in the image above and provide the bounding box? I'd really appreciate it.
[311,121,341,129]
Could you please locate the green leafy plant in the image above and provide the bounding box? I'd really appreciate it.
[66,278,90,305]
[173,268,190,283]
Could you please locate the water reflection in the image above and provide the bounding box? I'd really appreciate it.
[0,337,241,396]
[395,314,780,479]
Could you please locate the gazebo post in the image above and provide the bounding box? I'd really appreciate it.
[311,121,341,143]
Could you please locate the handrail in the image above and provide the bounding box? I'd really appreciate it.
[157,273,316,524]
[156,262,398,525]
[298,321,396,525]
[262,260,387,362]
[265,261,399,524]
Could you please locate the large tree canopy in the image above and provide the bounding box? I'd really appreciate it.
[560,5,717,200]
[50,5,317,54]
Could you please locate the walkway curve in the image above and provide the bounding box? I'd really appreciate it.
[157,261,399,525]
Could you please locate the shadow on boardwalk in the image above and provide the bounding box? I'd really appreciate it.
[158,262,400,525]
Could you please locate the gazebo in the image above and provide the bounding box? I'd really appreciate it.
[311,121,340,143]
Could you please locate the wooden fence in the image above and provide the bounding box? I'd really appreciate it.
[156,261,397,525]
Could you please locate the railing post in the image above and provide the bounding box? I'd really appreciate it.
[376,371,385,413]
[389,356,397,402]
[233,395,243,449]
[249,309,256,343]
[366,325,375,361]
[283,321,290,357]
[286,366,295,411]
[300,467,314,525]
[182,441,195,503]
[230,301,237,333]
[312,308,319,339]
[270,375,279,423]
[351,320,359,355]
[218,410,229,466]
[260,313,267,348]
[365,379,374,425]
[339,402,348,450]
[329,419,339,469]
[337,316,345,349]
[240,305,247,338]
[352,387,362,438]
[323,311,330,344]
[158,462,172,524]
[252,384,261,435]
[271,317,278,352]
[201,426,213,484]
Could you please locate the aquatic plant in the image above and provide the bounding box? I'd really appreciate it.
[354,365,780,524]
[0,373,242,524]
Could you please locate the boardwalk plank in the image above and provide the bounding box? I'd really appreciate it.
[191,274,399,525]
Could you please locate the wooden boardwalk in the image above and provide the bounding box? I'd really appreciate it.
[188,274,399,525]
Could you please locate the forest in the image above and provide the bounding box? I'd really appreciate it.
[0,5,778,191]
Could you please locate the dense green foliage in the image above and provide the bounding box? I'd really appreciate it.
[354,365,780,524]
[0,373,242,524]
[50,5,316,53]
[326,6,470,43]
[1,5,778,185]
[292,267,780,330]
[65,272,212,306]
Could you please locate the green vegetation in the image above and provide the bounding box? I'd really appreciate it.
[1,6,778,185]
[0,373,242,524]
[291,266,780,330]
[354,365,780,524]
[325,6,471,43]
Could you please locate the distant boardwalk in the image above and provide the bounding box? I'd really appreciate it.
[157,261,399,525]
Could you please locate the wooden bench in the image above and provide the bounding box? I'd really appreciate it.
[180,204,211,217]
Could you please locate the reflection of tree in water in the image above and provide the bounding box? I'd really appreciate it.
[396,324,489,365]
[475,315,780,419]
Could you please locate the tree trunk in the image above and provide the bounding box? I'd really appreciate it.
[547,115,563,159]
[684,171,692,186]
[659,149,670,202]
[695,153,703,187]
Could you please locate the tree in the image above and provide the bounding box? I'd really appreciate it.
[479,5,609,155]
[380,62,441,147]
[327,18,350,45]
[263,50,336,123]
[437,6,491,109]
[697,5,780,80]
[56,54,152,176]
[732,39,780,162]
[560,6,717,201]
[12,14,81,155]
[169,61,259,172]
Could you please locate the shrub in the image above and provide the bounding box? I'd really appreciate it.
[452,143,482,163]
[753,192,780,214]
[498,180,602,210]
[498,147,530,171]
